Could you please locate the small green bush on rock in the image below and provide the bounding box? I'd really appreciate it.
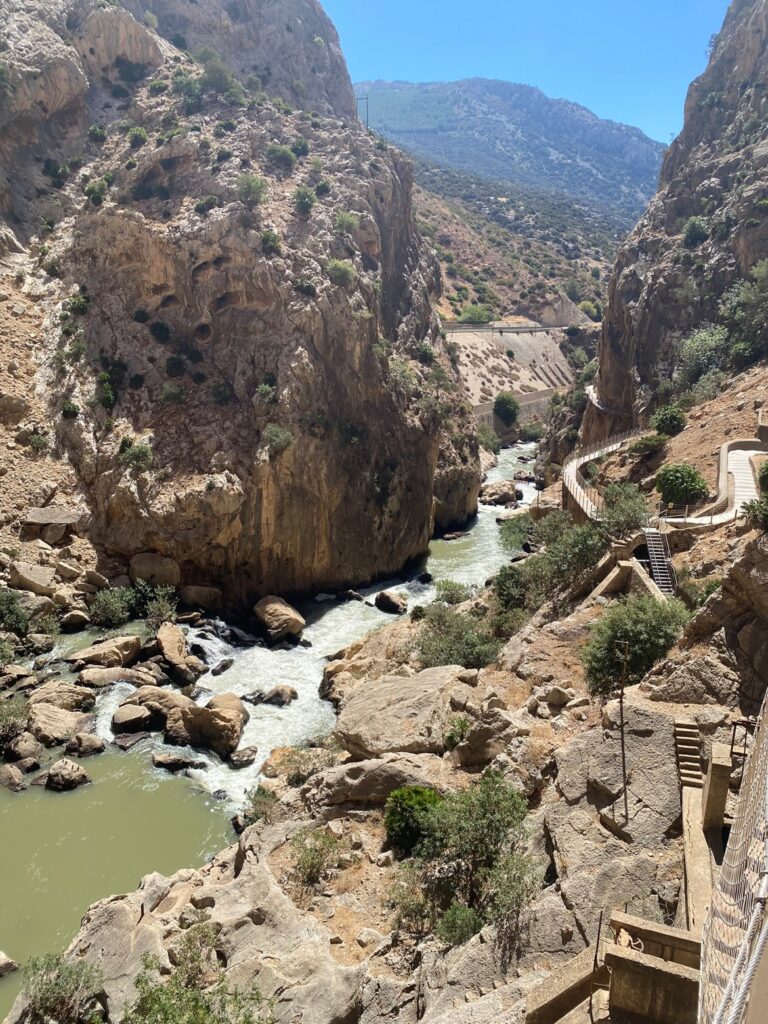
[90,587,135,627]
[385,786,442,857]
[493,392,520,426]
[743,498,768,532]
[0,590,30,638]
[327,259,355,288]
[263,423,293,455]
[416,603,501,670]
[655,463,709,505]
[128,126,148,149]
[650,405,687,436]
[23,953,103,1024]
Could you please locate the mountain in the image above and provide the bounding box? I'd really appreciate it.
[583,0,768,441]
[354,78,666,229]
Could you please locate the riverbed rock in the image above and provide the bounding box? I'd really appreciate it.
[335,666,470,757]
[156,623,195,685]
[164,693,248,758]
[27,704,92,747]
[229,745,259,769]
[254,596,306,641]
[0,764,26,792]
[479,480,518,506]
[27,681,96,712]
[60,610,91,632]
[246,685,299,707]
[8,561,57,596]
[76,666,162,689]
[152,752,208,773]
[212,658,234,677]
[0,951,19,977]
[120,687,196,730]
[4,731,42,763]
[65,635,141,668]
[374,590,407,615]
[46,758,90,791]
[111,705,153,734]
[180,586,223,612]
[66,733,106,757]
[129,552,181,588]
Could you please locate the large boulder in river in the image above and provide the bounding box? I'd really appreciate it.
[479,480,519,506]
[121,687,196,730]
[246,685,298,707]
[27,681,96,712]
[46,758,90,791]
[66,733,106,757]
[375,590,407,615]
[65,635,141,668]
[335,666,469,758]
[254,596,306,641]
[112,705,153,734]
[164,693,248,758]
[77,666,163,689]
[4,731,42,763]
[156,623,195,685]
[129,552,181,588]
[0,764,26,792]
[27,703,92,747]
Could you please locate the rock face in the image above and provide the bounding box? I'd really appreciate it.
[1,0,479,602]
[584,0,768,440]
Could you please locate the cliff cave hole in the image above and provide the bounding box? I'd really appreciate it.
[210,292,241,314]
[213,255,231,269]
[159,294,179,310]
[194,323,212,342]
[152,283,170,296]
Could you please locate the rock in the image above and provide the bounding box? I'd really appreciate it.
[77,666,163,689]
[457,669,479,686]
[302,752,455,813]
[479,480,518,506]
[0,951,19,977]
[335,666,469,757]
[0,764,26,792]
[27,633,55,654]
[61,610,91,632]
[119,687,196,731]
[356,927,386,949]
[566,696,590,710]
[85,570,109,588]
[254,596,306,641]
[113,732,150,751]
[46,758,90,791]
[28,681,96,712]
[4,731,42,763]
[180,586,223,611]
[374,590,407,615]
[111,705,153,734]
[164,693,248,758]
[130,553,181,588]
[212,658,234,677]
[156,623,194,684]
[55,560,81,581]
[376,851,394,868]
[152,752,208,773]
[246,685,298,707]
[229,745,259,769]
[8,561,57,596]
[64,635,141,668]
[14,756,40,774]
[27,704,91,747]
[541,685,572,707]
[66,733,106,757]
[0,393,30,425]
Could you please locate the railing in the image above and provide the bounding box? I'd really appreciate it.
[443,322,573,335]
[562,429,647,520]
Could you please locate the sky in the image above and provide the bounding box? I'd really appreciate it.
[322,0,731,143]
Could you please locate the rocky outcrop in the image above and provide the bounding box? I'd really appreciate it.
[584,0,768,441]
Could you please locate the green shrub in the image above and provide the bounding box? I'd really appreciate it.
[149,320,171,343]
[493,564,527,610]
[683,216,709,248]
[656,463,709,505]
[160,382,184,404]
[119,440,153,471]
[236,173,266,208]
[145,586,178,631]
[457,304,494,324]
[600,482,649,538]
[415,340,435,365]
[84,176,109,206]
[61,399,80,419]
[743,498,768,531]
[444,715,471,751]
[23,954,102,1024]
[334,210,359,234]
[165,354,186,378]
[133,308,150,323]
[0,590,28,639]
[435,902,484,946]
[27,430,50,455]
[0,700,24,742]
[194,194,218,215]
[148,79,167,95]
[582,596,690,696]
[627,433,669,457]
[759,462,768,494]
[290,137,310,158]
[263,423,293,455]
[520,422,545,443]
[294,279,317,297]
[291,829,344,887]
[266,143,297,174]
[327,259,355,288]
[96,372,117,411]
[128,126,148,149]
[0,638,14,670]
[651,405,687,436]
[89,587,135,627]
[417,603,501,670]
[292,184,316,218]
[314,179,331,198]
[493,392,520,426]
[385,786,442,857]
[261,230,281,256]
[212,381,235,405]
[67,293,89,316]
[216,146,233,162]
[88,124,107,143]
[477,423,501,454]
[499,513,533,552]
[435,580,474,606]
[254,382,276,405]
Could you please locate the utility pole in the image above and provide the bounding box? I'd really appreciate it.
[618,641,630,823]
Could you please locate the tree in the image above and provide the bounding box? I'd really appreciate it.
[673,323,728,391]
[600,482,649,538]
[23,954,102,1024]
[385,786,442,856]
[582,595,690,696]
[494,392,520,426]
[655,463,708,505]
[683,216,709,248]
[650,405,687,436]
[236,173,266,208]
[293,185,316,218]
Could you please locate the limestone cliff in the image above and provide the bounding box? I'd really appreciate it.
[0,0,479,599]
[584,0,768,440]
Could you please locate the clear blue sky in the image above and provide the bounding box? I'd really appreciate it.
[322,0,731,142]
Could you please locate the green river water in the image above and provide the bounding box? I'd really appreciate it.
[0,444,536,1020]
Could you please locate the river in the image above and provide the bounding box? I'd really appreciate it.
[0,443,537,1018]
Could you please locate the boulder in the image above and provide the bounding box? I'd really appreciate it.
[65,635,141,668]
[152,752,208,773]
[254,596,306,641]
[77,666,161,689]
[130,552,181,588]
[303,752,455,813]
[212,658,234,677]
[4,731,42,763]
[46,758,90,791]
[0,764,25,792]
[229,745,259,769]
[335,666,468,758]
[0,393,30,425]
[61,610,91,632]
[85,570,109,589]
[0,951,19,977]
[180,586,223,612]
[246,685,298,707]
[120,687,196,730]
[479,481,518,506]
[27,704,91,747]
[27,681,96,712]
[156,623,194,684]
[66,733,106,757]
[374,590,407,615]
[164,694,248,758]
[111,705,153,734]
[541,685,573,707]
[8,562,57,596]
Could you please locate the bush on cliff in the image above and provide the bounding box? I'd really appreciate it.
[23,954,103,1024]
[600,482,649,538]
[385,786,442,857]
[0,589,30,637]
[743,498,768,532]
[759,462,768,494]
[582,595,690,697]
[650,405,687,436]
[416,603,501,670]
[655,463,708,506]
[89,587,135,627]
[493,392,519,426]
[477,423,501,453]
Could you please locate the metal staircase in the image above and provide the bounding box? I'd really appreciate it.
[674,720,704,789]
[643,528,676,596]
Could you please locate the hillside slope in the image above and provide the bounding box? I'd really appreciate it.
[355,78,665,229]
